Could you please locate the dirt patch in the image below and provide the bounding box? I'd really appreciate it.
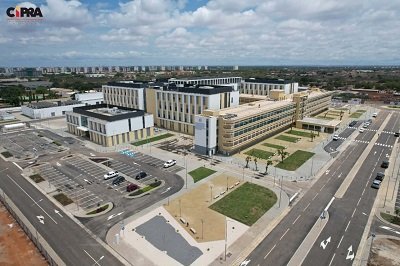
[368,237,400,266]
[0,203,47,266]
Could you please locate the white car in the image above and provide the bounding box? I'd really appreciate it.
[372,112,378,117]
[333,134,339,141]
[104,171,119,180]
[359,128,365,133]
[163,160,177,168]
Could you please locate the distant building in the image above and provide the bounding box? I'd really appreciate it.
[14,68,42,78]
[66,104,154,147]
[0,111,15,121]
[168,77,242,88]
[240,78,298,96]
[21,100,84,119]
[73,92,104,105]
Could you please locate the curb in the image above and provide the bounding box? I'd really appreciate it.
[74,202,114,218]
[124,180,165,199]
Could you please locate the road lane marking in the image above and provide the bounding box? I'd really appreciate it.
[328,253,336,266]
[357,197,361,206]
[83,249,104,266]
[264,244,276,260]
[362,188,366,195]
[351,208,357,218]
[324,197,335,212]
[320,184,326,191]
[337,235,344,248]
[292,215,301,225]
[280,228,290,240]
[345,220,351,232]
[12,162,23,171]
[312,193,319,201]
[303,203,311,212]
[7,174,58,224]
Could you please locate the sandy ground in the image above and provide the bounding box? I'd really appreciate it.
[0,204,47,266]
[164,174,243,242]
[368,238,400,266]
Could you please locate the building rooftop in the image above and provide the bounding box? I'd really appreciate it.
[72,104,145,122]
[27,100,81,109]
[243,78,295,84]
[105,81,149,89]
[169,76,242,81]
[298,117,341,127]
[152,83,234,95]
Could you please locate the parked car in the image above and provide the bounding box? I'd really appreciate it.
[395,132,399,137]
[349,121,357,127]
[363,123,369,128]
[376,172,385,181]
[367,119,373,123]
[135,171,147,180]
[163,159,177,168]
[381,160,389,168]
[359,128,365,133]
[371,179,381,189]
[112,176,125,185]
[332,134,339,141]
[372,112,378,117]
[126,183,139,192]
[104,171,119,180]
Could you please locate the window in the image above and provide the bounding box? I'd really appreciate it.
[51,112,55,117]
[62,111,66,115]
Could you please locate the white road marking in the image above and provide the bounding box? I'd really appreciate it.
[351,208,357,218]
[107,212,124,221]
[312,193,319,201]
[337,235,344,248]
[320,184,326,191]
[345,220,351,232]
[280,228,290,240]
[7,175,57,224]
[320,236,331,250]
[362,188,366,195]
[36,215,44,224]
[328,253,336,266]
[303,203,311,212]
[346,245,355,260]
[264,244,276,259]
[83,249,104,266]
[12,162,23,171]
[324,197,335,212]
[292,215,301,225]
[357,197,362,206]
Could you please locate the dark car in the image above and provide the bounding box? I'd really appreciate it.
[126,183,139,192]
[395,132,399,137]
[135,171,147,180]
[349,121,357,127]
[376,172,385,181]
[112,176,125,185]
[381,160,389,168]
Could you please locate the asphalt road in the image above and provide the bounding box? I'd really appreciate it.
[243,110,396,266]
[324,121,362,156]
[304,111,400,266]
[0,159,124,266]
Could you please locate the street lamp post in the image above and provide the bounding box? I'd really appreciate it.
[226,176,229,191]
[210,185,213,202]
[278,176,283,208]
[179,199,182,217]
[242,167,245,181]
[185,155,188,189]
[201,219,204,240]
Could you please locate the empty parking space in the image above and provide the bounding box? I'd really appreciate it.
[105,160,158,185]
[36,164,103,211]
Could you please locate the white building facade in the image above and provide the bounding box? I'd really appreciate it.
[241,79,299,96]
[102,82,146,110]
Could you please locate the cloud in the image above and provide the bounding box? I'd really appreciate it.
[40,0,92,27]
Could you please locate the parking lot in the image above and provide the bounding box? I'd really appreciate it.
[36,163,103,211]
[0,131,65,159]
[104,159,160,185]
[119,149,185,173]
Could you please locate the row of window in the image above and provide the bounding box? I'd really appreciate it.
[89,121,106,134]
[232,114,291,137]
[232,106,295,128]
[157,92,209,106]
[66,114,79,125]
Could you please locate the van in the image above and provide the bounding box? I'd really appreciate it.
[381,160,389,168]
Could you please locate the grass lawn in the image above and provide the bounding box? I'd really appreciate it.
[244,149,275,160]
[388,105,400,109]
[275,135,300,143]
[86,203,111,215]
[53,193,73,206]
[132,133,174,146]
[29,174,44,183]
[188,167,216,183]
[1,151,12,158]
[286,130,313,138]
[276,150,315,171]
[381,212,400,226]
[349,112,363,118]
[210,182,277,226]
[356,109,366,113]
[53,141,62,146]
[262,143,285,150]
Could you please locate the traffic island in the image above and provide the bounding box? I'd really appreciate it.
[125,180,164,199]
[74,202,114,218]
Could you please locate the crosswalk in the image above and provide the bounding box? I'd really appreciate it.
[347,127,397,135]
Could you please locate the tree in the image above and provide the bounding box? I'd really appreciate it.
[265,160,273,174]
[277,148,289,162]
[254,158,258,171]
[245,156,252,168]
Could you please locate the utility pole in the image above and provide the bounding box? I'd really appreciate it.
[185,155,188,189]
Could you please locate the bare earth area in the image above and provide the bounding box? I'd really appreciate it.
[368,238,400,266]
[0,204,47,266]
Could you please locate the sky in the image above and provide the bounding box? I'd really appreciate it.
[1,0,400,67]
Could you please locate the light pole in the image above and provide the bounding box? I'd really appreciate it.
[242,167,245,181]
[226,175,229,191]
[224,217,234,261]
[179,199,182,217]
[210,185,213,202]
[185,154,188,189]
[310,157,314,177]
[278,176,283,208]
[201,219,204,240]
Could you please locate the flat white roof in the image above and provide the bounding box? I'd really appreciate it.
[299,117,341,127]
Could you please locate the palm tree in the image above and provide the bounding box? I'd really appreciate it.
[277,148,289,162]
[265,160,273,174]
[245,156,252,168]
[254,158,258,171]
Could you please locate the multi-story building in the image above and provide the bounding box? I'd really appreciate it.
[240,78,298,96]
[73,91,104,105]
[102,82,147,110]
[66,104,154,147]
[21,100,84,119]
[146,83,239,134]
[168,77,242,87]
[195,89,334,155]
